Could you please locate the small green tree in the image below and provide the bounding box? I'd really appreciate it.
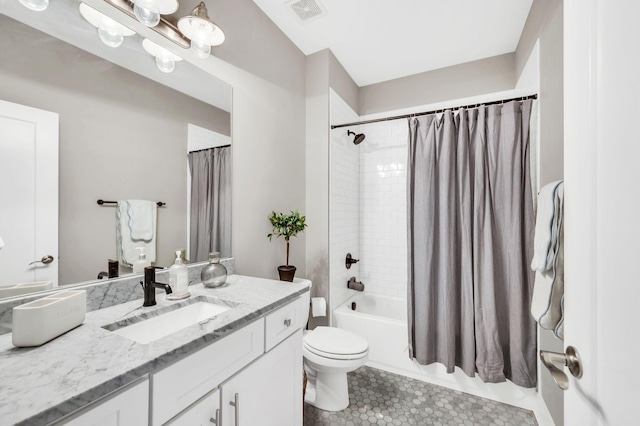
[267,210,308,266]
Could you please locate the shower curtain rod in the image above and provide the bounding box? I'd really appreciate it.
[330,93,538,129]
[188,144,231,153]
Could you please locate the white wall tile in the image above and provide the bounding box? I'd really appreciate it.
[330,93,409,312]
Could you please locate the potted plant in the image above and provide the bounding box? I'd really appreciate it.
[267,210,307,281]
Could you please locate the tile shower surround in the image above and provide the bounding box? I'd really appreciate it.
[0,259,234,335]
[304,366,538,426]
[358,120,408,298]
[330,117,409,303]
[330,126,361,311]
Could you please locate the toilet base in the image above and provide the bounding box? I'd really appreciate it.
[304,368,350,412]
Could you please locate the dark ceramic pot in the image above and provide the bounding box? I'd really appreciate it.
[277,265,296,282]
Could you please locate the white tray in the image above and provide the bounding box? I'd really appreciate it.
[12,290,86,347]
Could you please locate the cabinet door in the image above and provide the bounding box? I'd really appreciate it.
[60,378,149,426]
[220,329,302,426]
[152,319,264,425]
[166,389,220,426]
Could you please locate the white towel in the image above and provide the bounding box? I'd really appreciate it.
[126,200,155,241]
[116,201,157,267]
[531,180,563,271]
[530,182,565,335]
[531,220,564,330]
[554,296,564,339]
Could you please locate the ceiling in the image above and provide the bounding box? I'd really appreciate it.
[251,0,533,87]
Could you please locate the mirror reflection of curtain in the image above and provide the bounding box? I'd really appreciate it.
[188,146,231,262]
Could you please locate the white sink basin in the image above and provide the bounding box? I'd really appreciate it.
[109,301,231,344]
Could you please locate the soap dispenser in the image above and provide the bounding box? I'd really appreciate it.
[167,250,189,300]
[201,252,227,288]
[132,247,151,273]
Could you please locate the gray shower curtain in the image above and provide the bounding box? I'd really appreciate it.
[188,146,231,262]
[407,100,537,388]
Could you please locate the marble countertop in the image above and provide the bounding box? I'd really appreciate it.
[0,275,310,426]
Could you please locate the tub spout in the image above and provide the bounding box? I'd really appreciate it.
[347,277,365,291]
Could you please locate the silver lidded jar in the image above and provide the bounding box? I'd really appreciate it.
[201,252,227,288]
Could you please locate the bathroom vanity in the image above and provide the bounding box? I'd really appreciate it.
[0,275,310,425]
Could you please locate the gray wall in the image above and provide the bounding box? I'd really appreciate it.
[329,51,360,115]
[200,0,308,280]
[305,50,331,327]
[0,16,230,285]
[304,50,360,328]
[516,1,565,425]
[358,53,516,115]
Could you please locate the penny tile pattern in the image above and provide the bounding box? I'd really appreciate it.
[304,366,538,425]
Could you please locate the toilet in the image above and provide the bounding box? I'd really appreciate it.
[303,326,369,411]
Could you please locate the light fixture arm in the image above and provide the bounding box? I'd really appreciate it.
[103,0,191,48]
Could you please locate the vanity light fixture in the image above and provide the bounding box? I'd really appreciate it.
[132,0,178,28]
[142,38,183,73]
[178,2,225,59]
[18,0,49,12]
[79,4,136,48]
[101,0,225,59]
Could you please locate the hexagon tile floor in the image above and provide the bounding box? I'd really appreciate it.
[303,366,538,426]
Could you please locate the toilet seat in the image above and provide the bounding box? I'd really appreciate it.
[303,326,368,360]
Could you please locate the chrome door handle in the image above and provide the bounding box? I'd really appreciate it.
[229,393,240,426]
[209,408,220,425]
[540,346,583,390]
[29,255,54,266]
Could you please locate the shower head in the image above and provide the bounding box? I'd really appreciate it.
[347,130,366,145]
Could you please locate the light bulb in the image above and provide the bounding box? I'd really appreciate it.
[134,0,160,27]
[18,0,49,11]
[190,38,211,59]
[155,55,175,73]
[98,19,124,48]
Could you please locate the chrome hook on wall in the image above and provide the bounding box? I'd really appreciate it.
[540,346,583,390]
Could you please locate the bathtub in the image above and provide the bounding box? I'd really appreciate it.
[333,292,415,372]
[332,292,544,418]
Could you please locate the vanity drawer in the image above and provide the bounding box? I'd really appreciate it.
[264,295,307,351]
[152,318,264,426]
[58,377,149,425]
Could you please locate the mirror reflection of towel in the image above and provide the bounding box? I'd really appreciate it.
[116,200,157,267]
[127,200,154,241]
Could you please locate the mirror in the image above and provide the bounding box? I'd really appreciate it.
[0,0,232,297]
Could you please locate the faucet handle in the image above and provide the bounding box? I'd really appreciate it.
[345,253,360,269]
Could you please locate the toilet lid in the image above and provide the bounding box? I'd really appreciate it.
[304,327,368,357]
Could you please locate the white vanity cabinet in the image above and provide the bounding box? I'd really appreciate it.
[152,318,265,425]
[154,295,306,426]
[219,329,303,426]
[57,377,149,426]
[165,389,220,426]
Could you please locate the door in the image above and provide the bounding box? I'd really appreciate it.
[0,99,58,288]
[220,329,303,426]
[564,1,640,425]
[166,389,220,426]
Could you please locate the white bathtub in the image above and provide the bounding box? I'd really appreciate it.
[332,292,546,421]
[333,293,415,372]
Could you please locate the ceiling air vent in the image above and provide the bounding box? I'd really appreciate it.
[287,0,326,22]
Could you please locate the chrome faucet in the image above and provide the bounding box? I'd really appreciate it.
[140,266,172,307]
[347,276,365,291]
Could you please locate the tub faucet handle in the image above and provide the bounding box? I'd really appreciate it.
[347,276,365,291]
